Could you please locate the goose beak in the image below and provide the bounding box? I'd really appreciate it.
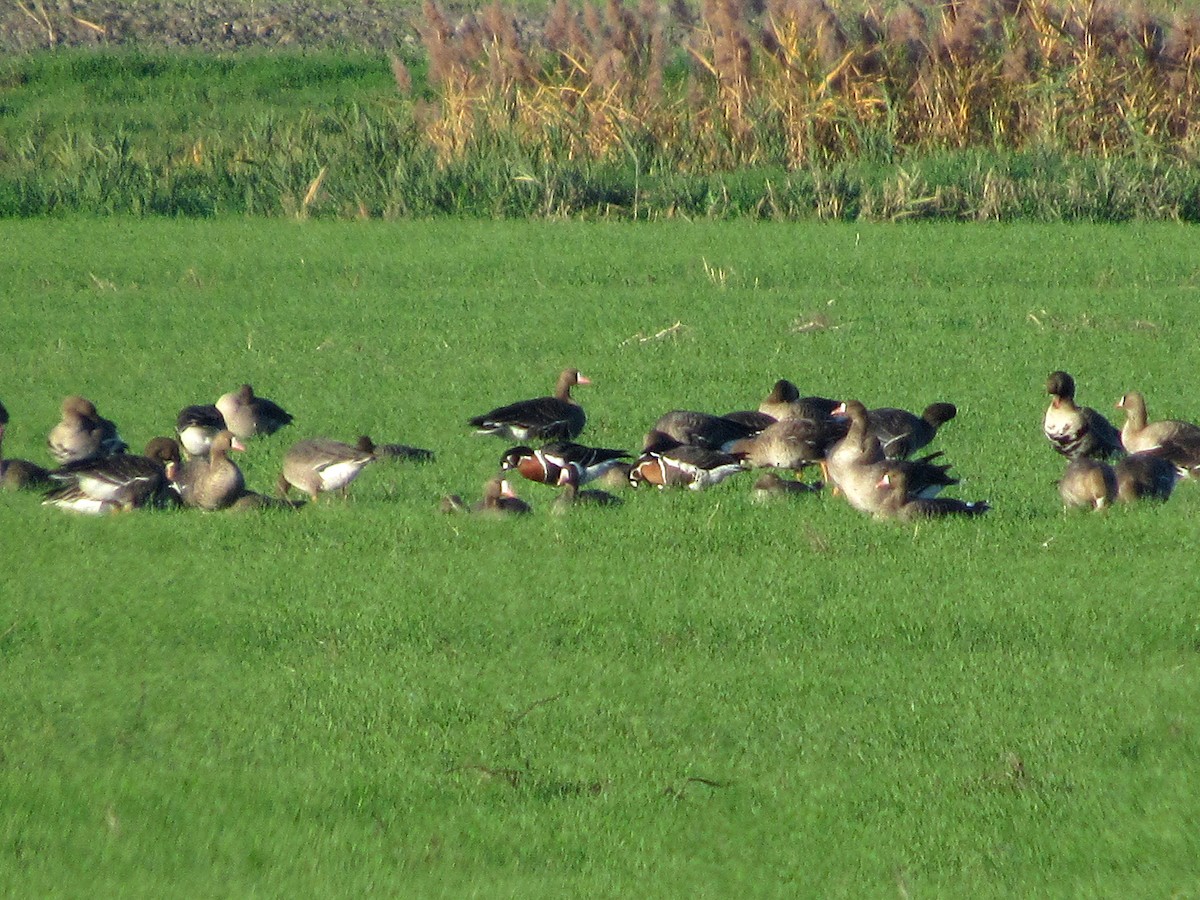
[576,374,592,385]
[231,438,247,452]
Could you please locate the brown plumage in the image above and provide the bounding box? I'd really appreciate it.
[1043,371,1121,459]
[215,384,293,440]
[1058,458,1117,510]
[728,418,841,471]
[44,437,181,513]
[866,402,956,459]
[278,436,376,501]
[751,472,822,500]
[1116,391,1200,455]
[468,368,589,441]
[551,465,623,512]
[874,468,989,522]
[47,395,127,464]
[650,410,756,451]
[0,400,51,490]
[757,379,840,423]
[1114,453,1178,502]
[175,430,246,510]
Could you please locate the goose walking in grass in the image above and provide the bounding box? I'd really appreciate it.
[0,400,51,490]
[1043,371,1121,460]
[216,384,293,439]
[176,404,227,458]
[866,402,957,459]
[629,431,745,490]
[501,441,629,486]
[44,437,181,513]
[468,368,590,441]
[174,430,246,511]
[47,395,127,464]
[873,469,989,522]
[278,436,376,502]
[1116,391,1200,463]
[1114,452,1178,502]
[1057,457,1117,511]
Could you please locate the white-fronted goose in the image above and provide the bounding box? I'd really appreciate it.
[47,395,127,464]
[551,465,623,512]
[1057,458,1117,510]
[721,410,777,434]
[630,431,745,490]
[44,437,181,512]
[1114,452,1178,502]
[468,368,589,441]
[874,469,989,522]
[1043,371,1121,459]
[751,472,822,501]
[867,402,957,459]
[650,410,757,451]
[0,400,51,490]
[501,442,629,486]
[757,379,841,423]
[174,430,246,511]
[215,384,293,439]
[728,417,844,472]
[176,404,227,458]
[1116,391,1200,457]
[278,436,376,501]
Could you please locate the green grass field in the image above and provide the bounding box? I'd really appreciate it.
[2,219,1199,896]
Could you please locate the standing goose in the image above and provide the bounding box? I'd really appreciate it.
[216,384,293,440]
[757,379,841,423]
[867,402,957,459]
[47,395,127,464]
[176,404,227,458]
[874,469,989,522]
[0,400,51,490]
[468,368,590,441]
[1114,452,1178,502]
[1057,458,1117,510]
[44,437,181,513]
[629,431,745,490]
[278,436,376,501]
[501,442,629,486]
[1043,371,1121,459]
[1116,391,1200,456]
[174,430,246,510]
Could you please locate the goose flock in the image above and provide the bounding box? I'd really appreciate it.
[1,367,1195,519]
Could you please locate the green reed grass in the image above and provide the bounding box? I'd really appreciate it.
[1,218,1199,895]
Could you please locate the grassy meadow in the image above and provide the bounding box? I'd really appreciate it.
[2,219,1200,896]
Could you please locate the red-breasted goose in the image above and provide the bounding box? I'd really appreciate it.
[468,368,589,441]
[650,410,757,451]
[1114,452,1178,502]
[874,469,989,522]
[551,465,623,512]
[1057,458,1117,510]
[278,436,376,501]
[47,395,127,464]
[1043,371,1121,459]
[216,384,293,440]
[1116,391,1200,457]
[176,404,227,458]
[501,442,629,486]
[867,402,956,459]
[630,431,746,490]
[44,437,181,513]
[757,379,841,423]
[174,430,246,510]
[0,400,51,490]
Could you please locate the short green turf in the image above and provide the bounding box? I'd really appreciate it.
[1,220,1198,896]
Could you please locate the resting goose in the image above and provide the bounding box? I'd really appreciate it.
[0,401,51,490]
[728,417,845,472]
[44,437,181,513]
[867,402,956,459]
[278,436,376,501]
[47,395,127,464]
[215,384,293,440]
[501,442,629,486]
[1057,458,1117,510]
[1114,452,1178,502]
[475,477,532,515]
[468,368,589,441]
[1116,391,1200,457]
[1043,371,1121,459]
[174,430,246,510]
[629,431,745,490]
[874,469,989,522]
[751,472,822,501]
[176,404,227,458]
[650,410,757,451]
[757,379,841,423]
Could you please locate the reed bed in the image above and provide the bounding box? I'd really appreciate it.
[1,0,1199,220]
